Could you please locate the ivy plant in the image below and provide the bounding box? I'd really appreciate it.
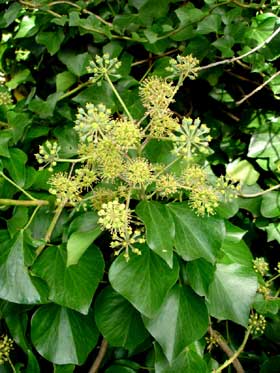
[0,1,280,372]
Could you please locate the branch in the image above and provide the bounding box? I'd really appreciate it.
[89,338,108,373]
[208,327,244,373]
[214,328,251,373]
[0,199,48,207]
[239,184,280,198]
[199,25,280,71]
[236,70,280,105]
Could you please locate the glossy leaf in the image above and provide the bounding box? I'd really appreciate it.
[186,259,215,297]
[144,285,208,362]
[32,245,104,314]
[95,287,149,351]
[31,304,99,365]
[0,231,41,304]
[207,263,258,326]
[109,245,179,317]
[167,203,225,263]
[136,201,175,267]
[154,343,209,373]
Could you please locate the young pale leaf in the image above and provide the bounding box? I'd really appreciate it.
[94,286,149,351]
[136,201,175,267]
[0,231,41,304]
[144,285,208,362]
[154,343,209,373]
[32,245,104,314]
[207,263,258,326]
[167,203,225,263]
[31,304,99,365]
[109,245,179,318]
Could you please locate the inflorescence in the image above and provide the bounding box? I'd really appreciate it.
[35,53,239,258]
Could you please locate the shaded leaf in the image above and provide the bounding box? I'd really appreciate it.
[186,259,215,297]
[95,287,149,351]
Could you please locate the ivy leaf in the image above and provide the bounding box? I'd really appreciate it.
[0,130,12,157]
[58,50,91,77]
[0,231,41,304]
[186,259,215,297]
[207,263,258,326]
[261,192,280,218]
[167,203,225,263]
[56,71,76,92]
[154,343,209,373]
[31,304,99,365]
[32,245,104,314]
[36,30,65,55]
[94,286,149,351]
[3,148,27,187]
[260,223,280,243]
[144,285,208,362]
[136,201,175,267]
[109,245,179,318]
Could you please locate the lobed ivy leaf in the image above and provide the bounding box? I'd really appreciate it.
[31,304,99,365]
[109,244,179,318]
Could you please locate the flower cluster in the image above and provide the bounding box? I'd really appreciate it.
[248,313,266,336]
[87,53,122,84]
[253,257,269,276]
[0,335,13,365]
[36,53,240,256]
[35,141,60,171]
[166,54,199,80]
[0,89,12,106]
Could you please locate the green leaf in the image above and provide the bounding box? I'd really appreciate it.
[136,201,174,267]
[95,286,149,351]
[67,228,102,266]
[56,71,77,92]
[109,245,179,317]
[0,2,22,27]
[0,130,12,157]
[254,294,280,315]
[226,159,259,186]
[6,69,34,89]
[58,51,91,77]
[73,82,116,111]
[144,285,208,362]
[54,365,75,373]
[3,148,27,187]
[207,263,258,326]
[28,92,61,118]
[261,192,280,218]
[186,259,215,297]
[15,15,38,38]
[154,343,209,373]
[54,126,79,158]
[260,355,280,373]
[167,203,225,263]
[260,222,280,243]
[5,312,40,373]
[248,127,280,160]
[0,231,41,304]
[36,30,65,55]
[197,14,221,34]
[7,111,31,143]
[32,245,104,314]
[106,367,136,373]
[31,304,99,365]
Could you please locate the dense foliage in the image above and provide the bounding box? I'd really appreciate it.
[0,0,280,372]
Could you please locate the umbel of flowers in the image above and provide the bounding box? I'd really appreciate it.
[36,54,239,259]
